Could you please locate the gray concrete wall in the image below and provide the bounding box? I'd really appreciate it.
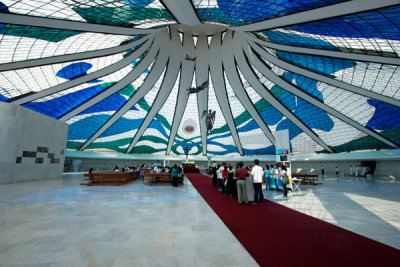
[0,103,68,183]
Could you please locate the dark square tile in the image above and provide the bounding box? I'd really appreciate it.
[51,158,60,164]
[16,157,22,163]
[37,146,49,153]
[23,151,36,157]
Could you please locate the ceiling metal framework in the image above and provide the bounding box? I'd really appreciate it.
[1,0,400,156]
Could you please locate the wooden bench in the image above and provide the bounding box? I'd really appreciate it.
[81,171,139,186]
[291,173,321,185]
[144,172,184,185]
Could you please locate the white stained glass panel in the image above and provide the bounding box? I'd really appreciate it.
[0,52,124,98]
[0,32,131,64]
[314,115,363,147]
[290,133,323,154]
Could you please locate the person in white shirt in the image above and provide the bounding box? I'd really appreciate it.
[349,166,353,176]
[155,167,162,174]
[280,165,288,198]
[251,159,264,204]
[217,164,225,192]
[361,166,367,177]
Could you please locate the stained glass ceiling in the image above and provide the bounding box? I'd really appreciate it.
[0,0,400,157]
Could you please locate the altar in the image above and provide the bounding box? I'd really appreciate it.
[182,161,196,167]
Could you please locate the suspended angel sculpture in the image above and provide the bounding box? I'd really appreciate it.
[184,55,196,62]
[201,109,216,134]
[187,81,208,94]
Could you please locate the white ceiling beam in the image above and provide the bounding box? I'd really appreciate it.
[161,0,201,25]
[248,34,400,66]
[233,38,334,153]
[246,43,400,149]
[194,35,210,156]
[12,36,153,106]
[231,0,400,32]
[59,34,161,122]
[0,13,158,35]
[126,30,184,154]
[11,36,152,105]
[78,33,170,150]
[0,35,150,72]
[222,30,275,146]
[249,40,400,108]
[209,32,243,156]
[166,32,196,155]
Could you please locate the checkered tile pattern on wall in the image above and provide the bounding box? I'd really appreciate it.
[16,146,63,164]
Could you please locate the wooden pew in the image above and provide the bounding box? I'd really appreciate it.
[144,172,184,185]
[81,171,139,186]
[291,173,321,185]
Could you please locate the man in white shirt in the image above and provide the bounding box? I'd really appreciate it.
[251,159,264,204]
[217,163,225,192]
[155,167,162,174]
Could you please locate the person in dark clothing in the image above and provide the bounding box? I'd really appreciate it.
[234,162,250,204]
[171,164,179,187]
[225,163,234,196]
[212,166,218,187]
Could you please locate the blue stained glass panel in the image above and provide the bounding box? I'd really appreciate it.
[287,6,400,41]
[56,62,101,83]
[123,0,155,8]
[0,94,10,102]
[22,83,111,119]
[0,1,9,30]
[216,0,347,23]
[68,114,111,140]
[263,31,340,51]
[367,100,400,130]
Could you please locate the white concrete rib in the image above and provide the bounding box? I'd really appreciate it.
[248,40,400,108]
[248,34,400,66]
[166,32,196,155]
[0,35,150,72]
[0,13,159,35]
[12,36,154,106]
[245,42,400,149]
[222,30,275,146]
[194,35,210,156]
[209,32,243,156]
[160,0,201,25]
[233,36,334,153]
[126,29,184,154]
[77,32,168,151]
[60,35,160,122]
[230,0,400,32]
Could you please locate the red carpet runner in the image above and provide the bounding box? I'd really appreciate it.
[185,173,400,267]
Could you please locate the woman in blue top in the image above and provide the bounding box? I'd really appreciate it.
[264,165,271,192]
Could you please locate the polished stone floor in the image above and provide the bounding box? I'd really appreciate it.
[264,175,400,250]
[0,175,257,267]
[1,174,399,267]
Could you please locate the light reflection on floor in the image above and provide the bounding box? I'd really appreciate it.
[264,175,400,249]
[0,175,258,266]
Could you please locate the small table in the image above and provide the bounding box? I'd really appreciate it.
[291,178,302,192]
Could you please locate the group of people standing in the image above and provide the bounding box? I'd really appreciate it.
[211,159,289,205]
[349,165,370,177]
